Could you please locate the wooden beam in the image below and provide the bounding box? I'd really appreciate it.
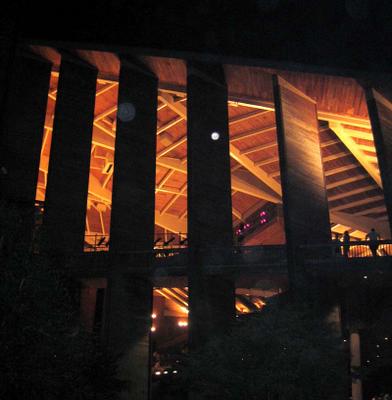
[241,139,277,155]
[157,135,187,158]
[158,92,187,118]
[322,151,350,162]
[324,163,359,176]
[229,143,282,197]
[160,184,187,215]
[155,212,187,233]
[343,126,374,140]
[255,155,279,167]
[356,205,386,216]
[326,175,367,189]
[330,195,384,211]
[231,124,276,142]
[329,122,382,188]
[229,110,270,126]
[159,86,372,129]
[157,155,281,203]
[328,185,376,201]
[157,116,184,135]
[330,210,390,238]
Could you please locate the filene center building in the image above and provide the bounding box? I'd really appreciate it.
[1,1,392,400]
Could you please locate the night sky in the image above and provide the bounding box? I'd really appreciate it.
[5,1,392,72]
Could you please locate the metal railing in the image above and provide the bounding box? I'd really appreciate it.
[298,240,392,262]
[84,234,110,252]
[153,233,188,249]
[153,244,287,268]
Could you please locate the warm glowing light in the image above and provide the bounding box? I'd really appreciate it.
[163,371,169,375]
[363,275,368,279]
[181,307,189,314]
[173,370,178,374]
[151,326,156,332]
[178,321,188,327]
[155,371,161,376]
[211,132,220,140]
[385,337,389,341]
[151,313,157,319]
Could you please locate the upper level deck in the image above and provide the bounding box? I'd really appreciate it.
[66,240,392,285]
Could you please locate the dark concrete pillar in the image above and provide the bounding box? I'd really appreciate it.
[187,61,235,349]
[105,58,157,400]
[42,54,97,254]
[365,88,392,237]
[104,275,152,400]
[0,12,16,144]
[273,75,331,278]
[350,331,363,400]
[80,278,107,334]
[110,58,158,253]
[80,286,97,333]
[1,50,51,246]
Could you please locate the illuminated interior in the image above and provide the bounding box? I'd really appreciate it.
[151,285,281,374]
[32,47,390,254]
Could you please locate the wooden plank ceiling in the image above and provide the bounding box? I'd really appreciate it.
[32,46,389,242]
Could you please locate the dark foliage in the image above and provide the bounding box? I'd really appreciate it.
[0,203,123,399]
[185,300,348,400]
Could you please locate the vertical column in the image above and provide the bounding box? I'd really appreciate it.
[80,278,107,334]
[273,75,331,277]
[42,54,97,254]
[365,88,392,237]
[350,331,363,400]
[105,58,157,400]
[80,286,97,333]
[109,58,158,253]
[0,12,16,143]
[187,61,235,349]
[104,275,152,400]
[1,50,51,246]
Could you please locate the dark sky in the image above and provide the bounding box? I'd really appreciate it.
[11,0,392,72]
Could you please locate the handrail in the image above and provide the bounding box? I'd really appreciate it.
[298,240,392,259]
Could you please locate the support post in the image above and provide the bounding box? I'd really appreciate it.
[1,50,51,248]
[187,61,235,350]
[105,58,157,400]
[42,54,97,254]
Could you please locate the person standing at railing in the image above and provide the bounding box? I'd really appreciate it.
[342,231,350,258]
[332,233,342,256]
[365,228,381,257]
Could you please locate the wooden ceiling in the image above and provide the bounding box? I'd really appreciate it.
[32,46,390,243]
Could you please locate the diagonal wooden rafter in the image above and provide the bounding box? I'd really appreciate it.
[330,211,390,238]
[156,156,281,203]
[329,122,382,188]
[229,144,282,197]
[155,94,283,201]
[328,185,376,201]
[330,195,384,212]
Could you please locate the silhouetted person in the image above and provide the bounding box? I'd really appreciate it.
[365,228,381,257]
[332,233,341,256]
[342,231,350,258]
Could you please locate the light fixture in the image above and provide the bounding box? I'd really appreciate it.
[151,313,157,319]
[151,326,156,332]
[211,131,220,141]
